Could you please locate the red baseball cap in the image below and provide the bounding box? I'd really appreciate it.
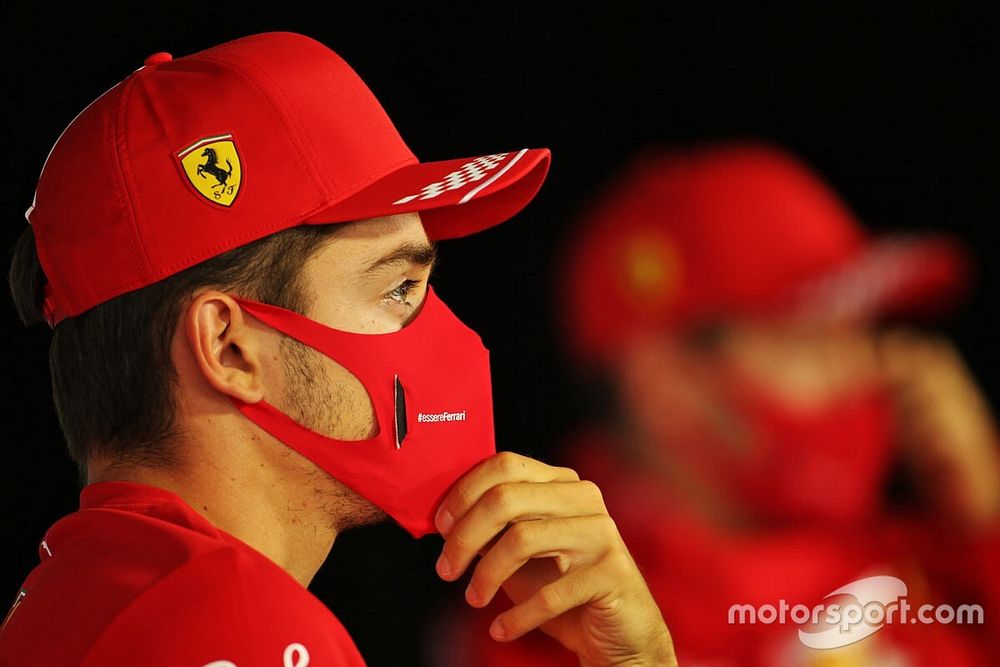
[27,32,551,327]
[560,142,971,365]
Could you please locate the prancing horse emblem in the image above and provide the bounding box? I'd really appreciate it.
[177,134,243,207]
[197,147,233,189]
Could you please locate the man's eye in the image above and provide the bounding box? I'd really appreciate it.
[386,279,420,304]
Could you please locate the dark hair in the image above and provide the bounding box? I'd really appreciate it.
[8,224,338,470]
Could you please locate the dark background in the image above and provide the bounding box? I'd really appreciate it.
[2,3,999,665]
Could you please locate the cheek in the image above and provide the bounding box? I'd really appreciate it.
[274,340,378,441]
[317,356,378,440]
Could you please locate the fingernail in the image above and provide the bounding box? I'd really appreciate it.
[465,582,481,607]
[436,552,452,579]
[435,507,454,535]
[489,618,506,641]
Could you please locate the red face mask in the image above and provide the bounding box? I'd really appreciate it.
[717,379,898,523]
[230,286,496,538]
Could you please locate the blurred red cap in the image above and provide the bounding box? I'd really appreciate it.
[559,142,971,365]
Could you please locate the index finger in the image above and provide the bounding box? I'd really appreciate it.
[435,451,579,535]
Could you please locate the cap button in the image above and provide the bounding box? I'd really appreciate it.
[143,52,173,66]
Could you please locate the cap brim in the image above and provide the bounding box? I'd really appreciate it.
[303,148,551,240]
[792,234,972,323]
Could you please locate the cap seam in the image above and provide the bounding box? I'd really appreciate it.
[120,70,164,273]
[99,91,143,314]
[198,52,331,201]
[204,49,338,199]
[111,72,158,286]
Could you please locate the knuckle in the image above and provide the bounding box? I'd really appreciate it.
[578,479,605,506]
[456,482,479,509]
[504,521,535,554]
[493,452,524,477]
[493,451,524,474]
[599,591,629,616]
[450,527,477,553]
[537,585,565,614]
[595,512,619,535]
[602,547,635,577]
[483,483,514,514]
[559,466,581,481]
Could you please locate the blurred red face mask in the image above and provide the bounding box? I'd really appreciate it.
[229,286,496,538]
[713,377,897,523]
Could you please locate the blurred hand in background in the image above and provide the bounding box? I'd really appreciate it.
[878,330,1000,527]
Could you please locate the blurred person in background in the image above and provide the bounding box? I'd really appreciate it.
[437,142,1000,666]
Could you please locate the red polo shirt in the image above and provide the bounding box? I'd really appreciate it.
[0,482,365,666]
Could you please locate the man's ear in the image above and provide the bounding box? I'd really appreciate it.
[183,291,266,404]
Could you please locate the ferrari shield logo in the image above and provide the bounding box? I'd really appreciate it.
[177,134,242,207]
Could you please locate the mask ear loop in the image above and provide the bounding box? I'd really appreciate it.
[232,296,390,443]
[393,375,407,448]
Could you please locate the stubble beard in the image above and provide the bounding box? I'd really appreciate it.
[278,335,389,532]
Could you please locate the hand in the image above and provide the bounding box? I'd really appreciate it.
[879,330,1000,526]
[434,451,676,666]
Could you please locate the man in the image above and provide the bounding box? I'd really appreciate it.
[0,33,675,666]
[447,143,1000,665]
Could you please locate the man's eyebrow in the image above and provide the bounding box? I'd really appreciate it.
[363,241,438,275]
